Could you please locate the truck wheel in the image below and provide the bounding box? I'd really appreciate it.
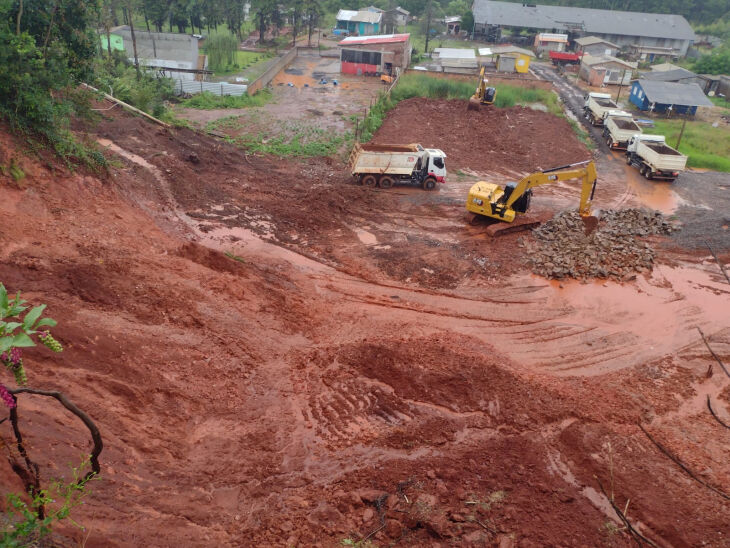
[639,165,646,177]
[625,154,632,165]
[646,170,653,180]
[422,177,437,191]
[606,137,612,147]
[361,174,377,187]
[379,176,394,189]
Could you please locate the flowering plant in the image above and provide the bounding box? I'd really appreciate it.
[0,284,63,408]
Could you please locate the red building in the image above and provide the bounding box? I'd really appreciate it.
[339,34,411,76]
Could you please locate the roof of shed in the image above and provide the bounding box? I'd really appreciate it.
[339,33,409,46]
[434,47,476,59]
[636,79,714,106]
[581,54,636,68]
[336,9,382,23]
[574,36,618,48]
[472,0,695,40]
[641,68,697,82]
[490,45,535,57]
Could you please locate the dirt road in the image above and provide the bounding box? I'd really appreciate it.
[1,94,729,548]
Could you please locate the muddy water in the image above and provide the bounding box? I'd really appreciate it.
[609,151,684,213]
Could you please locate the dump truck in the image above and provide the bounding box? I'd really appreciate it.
[602,110,642,150]
[583,92,618,126]
[625,134,687,181]
[348,143,447,190]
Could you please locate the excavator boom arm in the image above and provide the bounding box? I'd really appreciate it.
[503,161,597,216]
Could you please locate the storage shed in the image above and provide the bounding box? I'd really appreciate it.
[339,34,411,76]
[490,45,534,73]
[579,54,636,85]
[574,36,619,58]
[629,79,714,114]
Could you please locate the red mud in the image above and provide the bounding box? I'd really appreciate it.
[371,98,591,172]
[0,105,729,548]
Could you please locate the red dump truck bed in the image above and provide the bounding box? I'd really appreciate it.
[549,51,582,64]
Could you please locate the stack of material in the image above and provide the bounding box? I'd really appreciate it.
[528,209,674,280]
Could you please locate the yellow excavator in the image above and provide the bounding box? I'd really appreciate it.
[465,160,598,236]
[468,67,497,110]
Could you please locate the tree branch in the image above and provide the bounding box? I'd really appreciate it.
[639,422,730,501]
[8,387,103,480]
[707,396,730,430]
[696,327,730,379]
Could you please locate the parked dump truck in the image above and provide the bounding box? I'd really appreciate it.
[583,92,618,126]
[602,110,642,150]
[625,134,687,181]
[348,143,447,190]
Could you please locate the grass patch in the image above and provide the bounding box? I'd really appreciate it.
[211,50,273,77]
[643,119,730,171]
[181,89,272,110]
[709,95,730,110]
[237,124,347,157]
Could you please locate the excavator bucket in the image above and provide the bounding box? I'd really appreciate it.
[467,96,481,111]
[581,215,599,235]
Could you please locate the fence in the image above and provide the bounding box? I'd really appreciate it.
[174,79,248,97]
[352,69,401,143]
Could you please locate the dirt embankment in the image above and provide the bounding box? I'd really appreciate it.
[371,98,590,173]
[0,105,729,548]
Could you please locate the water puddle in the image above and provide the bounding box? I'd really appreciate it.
[612,151,685,214]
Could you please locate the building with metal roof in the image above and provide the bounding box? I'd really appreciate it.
[472,0,695,56]
[335,9,382,36]
[629,79,714,114]
[339,34,411,76]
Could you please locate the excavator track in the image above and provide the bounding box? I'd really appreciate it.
[467,213,541,236]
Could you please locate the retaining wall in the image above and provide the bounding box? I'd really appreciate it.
[247,47,298,95]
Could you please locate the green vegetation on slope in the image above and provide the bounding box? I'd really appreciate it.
[181,89,272,109]
[644,119,730,172]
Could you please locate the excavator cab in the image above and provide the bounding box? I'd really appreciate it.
[502,182,531,213]
[483,87,497,105]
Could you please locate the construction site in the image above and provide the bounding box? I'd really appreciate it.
[1,59,730,548]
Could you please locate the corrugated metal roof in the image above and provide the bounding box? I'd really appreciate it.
[575,36,618,48]
[490,45,535,57]
[649,62,681,72]
[641,68,697,82]
[444,16,462,24]
[637,80,714,106]
[472,0,695,41]
[336,9,382,23]
[339,33,410,46]
[434,47,476,59]
[581,54,636,68]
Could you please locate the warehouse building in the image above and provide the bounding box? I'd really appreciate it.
[472,0,695,57]
[339,34,411,76]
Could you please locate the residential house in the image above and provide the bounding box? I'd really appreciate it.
[629,79,713,114]
[579,54,636,85]
[534,33,568,54]
[444,16,462,35]
[490,45,534,73]
[471,0,695,57]
[574,36,619,57]
[382,7,410,34]
[335,9,382,36]
[339,34,411,76]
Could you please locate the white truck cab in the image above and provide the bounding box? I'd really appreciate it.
[424,148,447,181]
[626,133,665,153]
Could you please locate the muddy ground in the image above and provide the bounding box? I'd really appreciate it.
[1,89,729,548]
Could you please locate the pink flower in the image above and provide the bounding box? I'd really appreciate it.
[0,383,15,409]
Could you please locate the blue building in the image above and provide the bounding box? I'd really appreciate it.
[629,79,713,115]
[335,9,382,36]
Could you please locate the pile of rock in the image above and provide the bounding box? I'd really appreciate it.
[528,209,674,280]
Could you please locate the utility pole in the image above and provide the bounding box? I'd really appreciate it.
[676,111,688,150]
[424,6,432,56]
[615,69,627,102]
